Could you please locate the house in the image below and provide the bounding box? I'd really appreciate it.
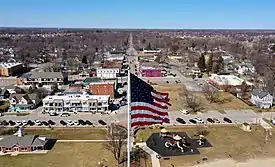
[0,62,23,77]
[250,89,273,109]
[89,82,115,99]
[17,72,64,86]
[9,93,41,111]
[0,88,10,100]
[96,68,120,79]
[235,62,255,75]
[42,92,110,114]
[0,127,50,155]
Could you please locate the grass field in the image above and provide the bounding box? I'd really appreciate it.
[152,84,186,111]
[23,128,108,140]
[195,92,252,112]
[153,84,251,112]
[136,126,275,167]
[0,143,118,167]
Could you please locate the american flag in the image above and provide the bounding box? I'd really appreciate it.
[130,73,170,127]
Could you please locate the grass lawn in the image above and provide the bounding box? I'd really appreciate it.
[152,84,186,111]
[23,127,108,140]
[136,126,275,167]
[0,143,118,167]
[195,92,252,112]
[153,83,251,112]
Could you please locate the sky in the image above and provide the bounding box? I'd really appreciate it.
[0,0,275,29]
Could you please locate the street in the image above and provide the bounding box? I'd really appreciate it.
[0,106,128,127]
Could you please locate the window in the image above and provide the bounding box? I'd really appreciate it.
[21,147,27,151]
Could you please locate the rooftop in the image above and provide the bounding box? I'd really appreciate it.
[43,94,110,101]
[210,74,253,86]
[20,72,63,79]
[0,62,22,68]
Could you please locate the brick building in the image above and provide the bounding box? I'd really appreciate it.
[89,82,115,99]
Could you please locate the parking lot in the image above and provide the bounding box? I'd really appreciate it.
[169,109,262,125]
[0,106,128,127]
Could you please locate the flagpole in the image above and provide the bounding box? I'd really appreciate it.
[127,67,131,167]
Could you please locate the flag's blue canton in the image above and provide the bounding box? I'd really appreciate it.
[130,73,154,104]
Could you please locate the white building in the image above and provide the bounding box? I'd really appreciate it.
[42,92,110,114]
[251,89,273,109]
[96,68,120,79]
[209,74,253,87]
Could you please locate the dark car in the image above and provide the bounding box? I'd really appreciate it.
[60,120,67,126]
[1,120,9,126]
[42,121,49,126]
[176,118,186,124]
[189,119,197,124]
[48,120,55,125]
[78,119,85,125]
[85,120,93,125]
[207,118,215,123]
[27,120,34,126]
[9,120,16,126]
[223,117,233,123]
[166,81,169,83]
[98,120,107,125]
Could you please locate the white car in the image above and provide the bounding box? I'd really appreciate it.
[16,121,22,126]
[66,120,74,126]
[73,121,79,126]
[22,120,27,125]
[180,109,189,115]
[193,117,204,124]
[271,118,275,125]
[34,120,42,125]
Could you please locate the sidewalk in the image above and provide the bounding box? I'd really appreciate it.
[135,142,161,167]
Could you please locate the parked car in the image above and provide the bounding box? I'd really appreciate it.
[98,120,107,125]
[176,118,186,124]
[60,120,67,126]
[166,81,169,83]
[189,119,197,124]
[16,121,22,126]
[180,110,189,115]
[212,118,220,123]
[49,112,58,116]
[193,117,204,124]
[73,120,79,126]
[34,120,42,126]
[85,120,93,125]
[207,118,214,123]
[60,113,70,117]
[78,119,85,125]
[22,120,27,125]
[9,120,16,126]
[1,120,9,126]
[27,120,34,126]
[48,120,55,125]
[223,117,233,123]
[42,121,49,126]
[66,120,74,126]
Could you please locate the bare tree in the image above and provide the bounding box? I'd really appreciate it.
[104,125,127,165]
[223,79,231,92]
[202,84,220,103]
[182,91,201,113]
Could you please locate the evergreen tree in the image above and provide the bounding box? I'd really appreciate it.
[82,55,88,64]
[207,53,213,75]
[197,53,206,72]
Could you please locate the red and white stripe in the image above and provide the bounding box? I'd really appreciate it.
[131,90,170,127]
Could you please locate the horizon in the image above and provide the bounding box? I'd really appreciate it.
[1,0,275,29]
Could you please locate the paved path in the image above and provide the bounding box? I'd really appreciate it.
[135,142,161,167]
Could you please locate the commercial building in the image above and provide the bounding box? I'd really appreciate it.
[207,74,253,90]
[42,92,110,113]
[96,68,120,79]
[0,62,23,77]
[17,72,64,86]
[89,82,115,99]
